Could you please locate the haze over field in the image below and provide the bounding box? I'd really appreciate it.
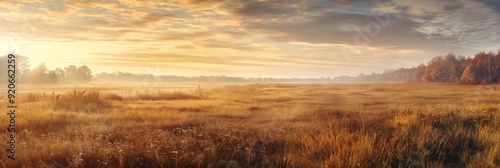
[1,0,500,77]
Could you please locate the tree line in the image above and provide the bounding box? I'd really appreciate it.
[339,51,500,84]
[0,55,93,84]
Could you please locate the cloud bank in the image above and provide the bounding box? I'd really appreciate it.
[0,0,499,77]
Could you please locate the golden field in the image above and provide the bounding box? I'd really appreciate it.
[2,83,500,167]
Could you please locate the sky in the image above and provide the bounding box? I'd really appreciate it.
[1,0,500,78]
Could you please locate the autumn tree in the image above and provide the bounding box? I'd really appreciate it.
[411,64,426,82]
[462,52,495,84]
[460,60,479,84]
[492,51,500,83]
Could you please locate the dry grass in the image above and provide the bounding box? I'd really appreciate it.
[4,83,500,167]
[52,89,111,112]
[25,93,43,102]
[102,93,124,101]
[134,90,202,101]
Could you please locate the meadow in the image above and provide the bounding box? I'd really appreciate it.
[2,83,500,167]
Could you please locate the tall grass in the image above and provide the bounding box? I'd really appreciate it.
[52,89,111,112]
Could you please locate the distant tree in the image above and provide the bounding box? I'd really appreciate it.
[469,52,495,84]
[60,65,93,83]
[77,65,93,83]
[54,68,65,82]
[460,61,479,84]
[0,55,30,83]
[46,71,58,84]
[493,51,500,83]
[32,63,49,83]
[34,63,48,74]
[64,65,78,82]
[17,56,31,77]
[410,64,424,82]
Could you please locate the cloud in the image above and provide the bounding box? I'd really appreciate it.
[89,46,373,71]
[193,39,262,51]
[405,0,500,49]
[233,1,291,17]
[174,45,196,49]
[0,1,22,11]
[4,0,497,49]
[2,0,500,77]
[89,52,301,70]
[475,0,500,13]
[240,10,454,52]
[129,12,177,27]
